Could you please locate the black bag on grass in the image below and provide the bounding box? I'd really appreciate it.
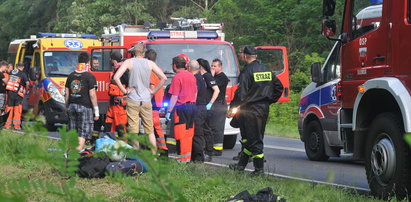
[77,156,110,178]
[105,160,144,176]
[226,187,286,202]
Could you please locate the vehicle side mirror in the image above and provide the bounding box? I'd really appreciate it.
[311,62,322,83]
[29,67,39,81]
[323,0,336,16]
[322,19,336,37]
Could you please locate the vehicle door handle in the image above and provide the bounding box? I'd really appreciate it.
[373,56,385,61]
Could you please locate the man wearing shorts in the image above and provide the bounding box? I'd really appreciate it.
[113,44,167,148]
[65,53,99,150]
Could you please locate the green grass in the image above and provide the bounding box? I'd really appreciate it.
[265,123,300,139]
[0,131,385,201]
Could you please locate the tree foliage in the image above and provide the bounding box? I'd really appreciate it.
[0,0,346,92]
[0,0,347,131]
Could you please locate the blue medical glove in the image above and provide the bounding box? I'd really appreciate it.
[206,102,213,110]
[166,112,171,121]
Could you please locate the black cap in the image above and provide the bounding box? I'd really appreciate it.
[110,51,122,62]
[243,45,257,55]
[17,62,24,67]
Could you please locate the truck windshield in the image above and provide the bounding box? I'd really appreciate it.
[43,51,82,77]
[146,43,238,77]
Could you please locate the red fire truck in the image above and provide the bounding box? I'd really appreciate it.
[89,18,290,149]
[315,0,411,199]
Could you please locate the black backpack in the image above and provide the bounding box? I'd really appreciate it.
[226,187,286,202]
[105,160,145,177]
[77,156,110,178]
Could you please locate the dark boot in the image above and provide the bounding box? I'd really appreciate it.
[251,158,264,176]
[233,151,253,162]
[229,152,249,171]
[159,149,169,158]
[213,150,222,156]
[232,151,241,160]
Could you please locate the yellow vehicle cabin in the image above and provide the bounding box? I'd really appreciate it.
[7,33,101,130]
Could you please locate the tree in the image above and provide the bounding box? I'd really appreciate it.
[0,0,66,59]
[53,0,154,34]
[190,0,221,11]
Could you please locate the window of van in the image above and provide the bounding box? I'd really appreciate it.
[44,51,82,77]
[322,43,341,82]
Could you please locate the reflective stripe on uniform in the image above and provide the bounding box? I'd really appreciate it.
[166,138,176,145]
[243,148,252,156]
[243,148,264,158]
[157,142,167,147]
[252,153,264,159]
[213,143,223,151]
[177,152,191,163]
[17,87,26,97]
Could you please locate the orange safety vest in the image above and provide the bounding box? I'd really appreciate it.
[6,70,25,98]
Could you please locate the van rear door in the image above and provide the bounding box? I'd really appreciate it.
[8,41,25,66]
[255,46,290,102]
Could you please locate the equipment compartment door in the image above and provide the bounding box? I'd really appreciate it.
[88,46,128,112]
[255,46,290,103]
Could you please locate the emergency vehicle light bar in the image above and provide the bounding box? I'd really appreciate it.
[37,32,97,39]
[147,31,218,39]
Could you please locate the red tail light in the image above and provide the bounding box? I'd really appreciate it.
[336,82,342,100]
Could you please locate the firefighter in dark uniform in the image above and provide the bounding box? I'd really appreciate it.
[228,45,283,175]
[4,62,29,130]
[209,58,229,156]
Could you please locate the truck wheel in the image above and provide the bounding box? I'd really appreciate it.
[365,113,411,200]
[39,103,57,131]
[304,120,329,161]
[223,134,237,149]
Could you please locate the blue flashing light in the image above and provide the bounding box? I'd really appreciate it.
[37,32,97,39]
[163,102,169,107]
[80,34,97,38]
[148,31,170,39]
[370,0,382,4]
[147,31,218,39]
[197,31,218,39]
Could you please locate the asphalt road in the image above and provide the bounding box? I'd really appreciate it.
[46,131,369,191]
[210,135,369,191]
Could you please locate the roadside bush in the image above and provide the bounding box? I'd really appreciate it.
[268,90,300,128]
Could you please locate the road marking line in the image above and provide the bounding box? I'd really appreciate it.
[264,145,305,152]
[236,142,305,152]
[204,161,370,192]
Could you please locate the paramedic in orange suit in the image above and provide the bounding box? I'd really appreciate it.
[4,62,29,130]
[145,49,168,154]
[104,51,128,139]
[166,56,197,163]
